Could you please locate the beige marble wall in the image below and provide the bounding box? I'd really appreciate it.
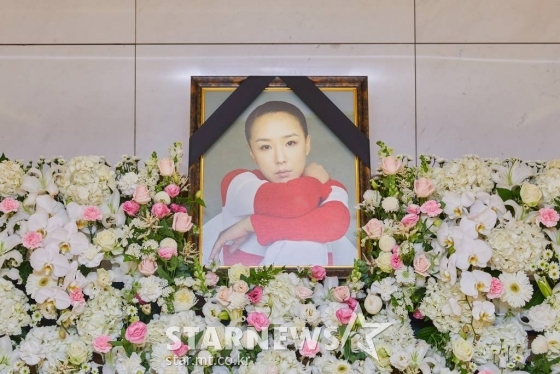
[0,1,558,165]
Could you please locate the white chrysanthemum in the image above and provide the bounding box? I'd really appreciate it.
[25,273,57,299]
[77,287,125,340]
[117,172,139,196]
[431,156,495,195]
[472,318,529,367]
[382,197,400,213]
[536,166,560,204]
[0,160,24,197]
[56,155,116,206]
[0,278,31,335]
[324,359,352,374]
[149,344,178,374]
[395,266,416,285]
[78,243,104,267]
[116,352,145,374]
[138,276,166,303]
[499,272,533,308]
[419,279,471,334]
[527,303,558,332]
[488,222,547,273]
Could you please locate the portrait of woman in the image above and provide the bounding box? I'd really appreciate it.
[200,98,358,267]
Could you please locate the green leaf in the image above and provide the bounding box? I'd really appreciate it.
[157,266,172,283]
[524,283,545,309]
[0,153,7,162]
[496,188,514,202]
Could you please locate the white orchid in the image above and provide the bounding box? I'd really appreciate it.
[35,286,71,310]
[460,270,492,297]
[100,190,126,228]
[455,236,492,270]
[27,195,69,236]
[20,164,58,206]
[436,223,465,251]
[29,246,71,278]
[472,300,495,323]
[0,229,22,281]
[442,191,475,219]
[492,160,534,190]
[459,202,497,237]
[0,336,19,372]
[312,277,339,307]
[62,260,89,292]
[43,220,89,258]
[439,253,458,285]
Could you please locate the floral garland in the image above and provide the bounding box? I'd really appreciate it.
[0,142,559,373]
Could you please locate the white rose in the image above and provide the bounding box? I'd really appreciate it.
[226,292,248,311]
[160,238,178,249]
[154,191,171,205]
[228,264,250,283]
[295,286,313,300]
[364,294,383,315]
[520,183,542,207]
[532,335,549,355]
[378,235,396,252]
[232,280,249,294]
[381,197,400,212]
[376,252,393,273]
[452,337,473,362]
[174,289,197,312]
[94,229,117,252]
[67,340,89,365]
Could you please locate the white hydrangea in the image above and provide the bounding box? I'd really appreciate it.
[419,279,471,334]
[77,287,125,340]
[488,222,547,273]
[0,278,31,335]
[238,350,308,374]
[431,156,494,195]
[535,166,560,204]
[261,273,300,324]
[527,303,558,332]
[0,160,24,197]
[19,326,67,369]
[56,155,116,205]
[117,171,139,196]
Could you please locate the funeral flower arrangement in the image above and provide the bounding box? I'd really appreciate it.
[0,141,559,374]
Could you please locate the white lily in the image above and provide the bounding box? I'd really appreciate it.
[442,191,475,219]
[460,270,492,297]
[0,336,19,372]
[29,246,71,278]
[20,164,59,206]
[442,297,462,316]
[472,300,495,323]
[312,277,339,307]
[492,160,534,190]
[455,236,492,270]
[43,221,89,258]
[459,202,497,237]
[544,228,560,258]
[439,253,458,285]
[35,286,71,310]
[408,340,437,374]
[100,190,126,228]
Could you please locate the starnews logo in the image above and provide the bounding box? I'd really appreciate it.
[166,312,392,362]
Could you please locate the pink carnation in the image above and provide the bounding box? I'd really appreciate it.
[158,246,177,260]
[151,202,171,219]
[401,213,419,228]
[538,207,559,228]
[164,184,181,198]
[170,204,187,213]
[310,265,326,281]
[122,200,140,216]
[0,198,19,214]
[69,288,85,306]
[22,231,43,250]
[487,277,504,299]
[390,253,403,270]
[83,206,102,221]
[420,200,442,217]
[406,204,421,215]
[299,340,321,358]
[173,343,190,357]
[92,335,112,353]
[247,286,263,304]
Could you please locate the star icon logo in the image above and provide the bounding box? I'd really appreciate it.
[355,313,392,361]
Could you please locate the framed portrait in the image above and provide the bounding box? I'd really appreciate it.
[188,76,370,272]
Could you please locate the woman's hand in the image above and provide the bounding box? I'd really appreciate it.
[208,217,254,263]
[303,163,330,184]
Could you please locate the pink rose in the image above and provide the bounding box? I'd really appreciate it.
[413,254,431,277]
[69,288,85,306]
[158,246,177,260]
[22,231,43,250]
[205,272,219,287]
[133,185,151,205]
[538,207,559,228]
[138,258,158,276]
[122,200,140,216]
[336,308,354,325]
[83,206,102,221]
[401,213,419,228]
[157,158,175,176]
[216,286,233,307]
[151,202,171,219]
[413,309,424,319]
[310,265,326,281]
[420,200,443,217]
[299,340,321,358]
[125,321,148,344]
[0,198,19,214]
[363,218,384,239]
[380,156,402,175]
[414,178,436,198]
[164,184,181,198]
[487,278,504,299]
[346,297,358,310]
[247,286,263,304]
[173,342,190,357]
[406,204,421,215]
[332,286,351,302]
[391,253,403,270]
[92,335,112,353]
[295,286,313,300]
[170,204,187,213]
[172,213,193,232]
[247,312,270,332]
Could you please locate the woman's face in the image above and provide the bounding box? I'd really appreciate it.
[248,112,310,183]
